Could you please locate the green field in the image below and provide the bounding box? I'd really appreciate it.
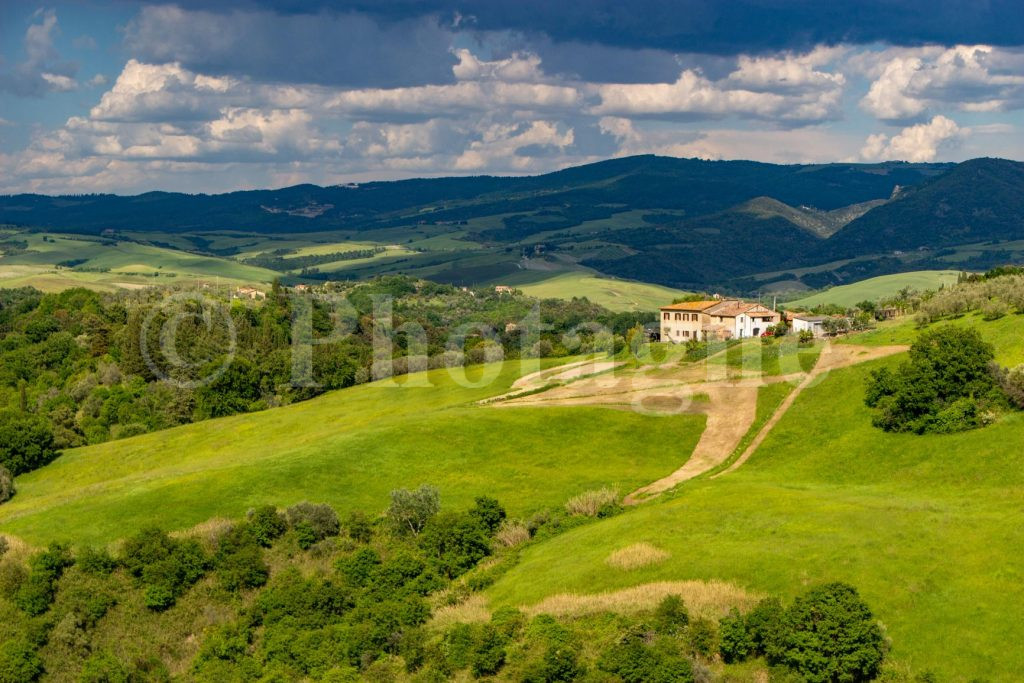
[509,270,689,312]
[485,316,1024,680]
[0,357,704,546]
[786,270,963,309]
[0,232,278,291]
[3,301,1024,677]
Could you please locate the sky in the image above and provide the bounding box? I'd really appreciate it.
[1,0,1023,195]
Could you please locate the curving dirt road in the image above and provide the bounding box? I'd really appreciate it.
[488,342,908,504]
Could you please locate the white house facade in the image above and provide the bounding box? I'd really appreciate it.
[659,300,781,342]
[791,314,828,338]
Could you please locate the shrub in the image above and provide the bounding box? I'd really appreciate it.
[0,466,13,505]
[419,512,491,579]
[774,582,886,682]
[654,595,689,634]
[0,412,59,476]
[686,618,718,658]
[469,496,506,533]
[120,527,209,611]
[494,520,531,548]
[79,650,129,683]
[247,505,287,547]
[797,329,815,346]
[336,547,381,587]
[597,633,694,683]
[718,608,752,663]
[387,485,440,536]
[0,639,43,683]
[217,545,269,592]
[286,502,341,546]
[470,625,507,677]
[77,546,117,575]
[745,596,785,658]
[996,364,1024,409]
[14,543,74,616]
[523,645,586,683]
[346,511,373,543]
[564,487,619,517]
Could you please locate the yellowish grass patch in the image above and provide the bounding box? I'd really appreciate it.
[524,580,762,620]
[605,542,670,570]
[565,487,619,517]
[429,594,491,630]
[495,520,531,548]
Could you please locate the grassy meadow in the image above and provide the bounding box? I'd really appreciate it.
[0,357,705,546]
[486,315,1024,679]
[0,232,278,291]
[508,270,690,312]
[787,270,962,309]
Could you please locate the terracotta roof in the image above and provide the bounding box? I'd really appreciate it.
[708,301,779,318]
[660,300,728,312]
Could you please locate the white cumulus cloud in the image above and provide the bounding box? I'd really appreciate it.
[861,45,1024,121]
[860,115,965,162]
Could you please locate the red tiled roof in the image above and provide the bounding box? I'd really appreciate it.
[659,300,724,312]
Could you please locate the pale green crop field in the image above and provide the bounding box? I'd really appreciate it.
[787,270,963,308]
[511,270,690,312]
[0,233,278,291]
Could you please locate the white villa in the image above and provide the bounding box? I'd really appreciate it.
[659,299,781,342]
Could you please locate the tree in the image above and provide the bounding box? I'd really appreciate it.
[469,496,506,533]
[995,364,1024,409]
[247,505,288,547]
[286,502,340,549]
[865,326,999,433]
[0,411,58,476]
[0,639,43,683]
[774,583,886,682]
[0,466,13,505]
[719,609,753,663]
[419,511,491,579]
[387,485,440,536]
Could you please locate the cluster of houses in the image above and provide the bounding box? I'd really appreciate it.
[657,298,856,342]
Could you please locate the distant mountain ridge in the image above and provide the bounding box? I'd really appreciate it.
[2,155,1023,291]
[0,156,949,234]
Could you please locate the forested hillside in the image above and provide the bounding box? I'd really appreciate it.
[0,278,646,479]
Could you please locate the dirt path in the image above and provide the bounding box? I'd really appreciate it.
[487,341,908,504]
[710,343,908,479]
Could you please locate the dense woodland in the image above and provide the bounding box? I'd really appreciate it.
[0,278,649,482]
[0,487,888,682]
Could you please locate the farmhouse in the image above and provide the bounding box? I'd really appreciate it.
[234,286,266,300]
[790,313,828,338]
[659,299,781,342]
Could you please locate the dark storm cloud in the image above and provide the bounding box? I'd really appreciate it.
[124,5,458,88]
[166,0,1024,53]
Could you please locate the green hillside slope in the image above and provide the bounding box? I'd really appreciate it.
[0,358,704,546]
[509,271,690,311]
[787,270,962,308]
[486,315,1024,679]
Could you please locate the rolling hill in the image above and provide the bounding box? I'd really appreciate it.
[4,155,1024,297]
[2,312,1023,678]
[785,270,963,308]
[0,358,705,546]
